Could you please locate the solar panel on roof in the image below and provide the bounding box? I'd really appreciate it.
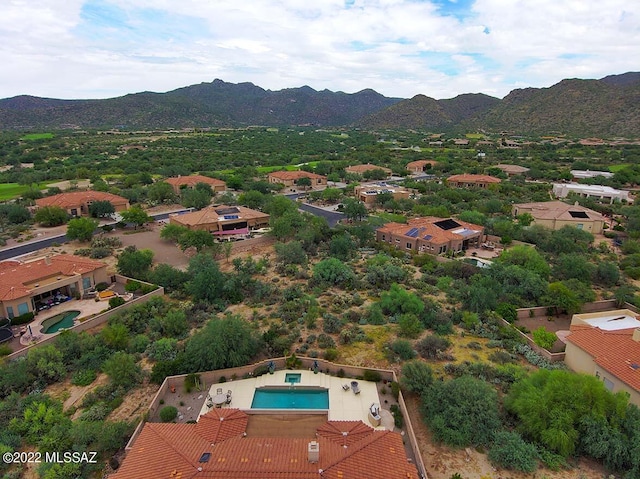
[215,206,240,215]
[223,215,239,220]
[433,219,461,231]
[406,227,419,237]
[423,234,432,240]
[569,211,589,219]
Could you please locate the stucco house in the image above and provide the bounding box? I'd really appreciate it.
[552,183,631,204]
[165,175,227,194]
[169,205,269,237]
[35,191,130,217]
[512,201,606,234]
[376,217,484,255]
[354,184,410,204]
[565,310,640,407]
[406,160,437,173]
[446,174,501,189]
[345,163,392,177]
[267,171,327,188]
[0,254,109,319]
[110,408,419,479]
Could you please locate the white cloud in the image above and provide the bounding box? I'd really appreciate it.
[0,0,638,100]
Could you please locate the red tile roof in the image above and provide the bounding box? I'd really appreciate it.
[35,190,129,209]
[377,217,484,245]
[110,411,419,479]
[268,171,326,181]
[406,160,437,170]
[0,254,106,301]
[165,175,226,189]
[345,164,392,174]
[447,174,501,184]
[567,326,640,392]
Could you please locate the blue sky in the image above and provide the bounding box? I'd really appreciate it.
[0,0,638,100]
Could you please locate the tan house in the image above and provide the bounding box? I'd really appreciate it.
[354,184,410,204]
[35,191,130,217]
[169,205,269,237]
[345,163,392,177]
[565,310,640,407]
[376,217,484,255]
[165,175,227,194]
[0,254,109,319]
[512,201,605,234]
[446,174,501,188]
[406,160,437,173]
[110,408,419,479]
[495,164,530,177]
[267,171,327,188]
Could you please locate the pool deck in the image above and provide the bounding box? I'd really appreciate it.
[199,370,389,430]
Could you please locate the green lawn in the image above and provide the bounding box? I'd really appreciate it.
[255,165,300,174]
[465,133,484,139]
[609,164,630,172]
[20,133,54,140]
[0,182,51,201]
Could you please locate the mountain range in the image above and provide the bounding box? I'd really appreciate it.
[0,73,638,136]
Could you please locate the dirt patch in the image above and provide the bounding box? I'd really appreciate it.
[45,373,110,413]
[107,382,159,423]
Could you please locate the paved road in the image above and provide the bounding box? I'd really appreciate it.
[298,203,344,227]
[0,209,193,261]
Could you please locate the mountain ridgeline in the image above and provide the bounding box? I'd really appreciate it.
[0,73,638,136]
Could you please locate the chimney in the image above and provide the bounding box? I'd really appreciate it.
[633,328,640,343]
[45,256,51,265]
[308,441,319,463]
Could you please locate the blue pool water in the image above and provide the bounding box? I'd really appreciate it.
[40,310,81,334]
[285,373,301,384]
[251,388,329,409]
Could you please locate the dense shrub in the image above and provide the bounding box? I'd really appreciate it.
[71,370,97,386]
[416,335,451,360]
[387,339,417,361]
[159,406,178,422]
[363,370,382,382]
[10,312,34,325]
[488,431,538,472]
[531,327,557,351]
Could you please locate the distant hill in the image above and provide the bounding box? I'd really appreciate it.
[0,80,401,130]
[0,73,638,135]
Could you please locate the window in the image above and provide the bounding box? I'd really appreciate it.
[17,302,29,315]
[7,306,14,319]
[603,378,614,391]
[576,224,583,229]
[406,243,412,249]
[381,235,386,241]
[83,277,92,289]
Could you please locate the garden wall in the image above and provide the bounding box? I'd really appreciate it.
[514,299,629,320]
[128,357,428,479]
[5,277,164,361]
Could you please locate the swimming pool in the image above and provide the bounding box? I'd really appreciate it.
[40,310,81,334]
[285,373,301,384]
[251,388,329,409]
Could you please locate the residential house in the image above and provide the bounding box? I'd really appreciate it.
[406,160,437,173]
[267,171,327,188]
[35,191,130,217]
[446,174,501,189]
[570,170,614,180]
[495,164,530,177]
[165,175,227,194]
[565,310,640,407]
[110,408,419,479]
[169,205,269,237]
[552,183,631,204]
[376,217,484,255]
[512,201,606,234]
[0,254,109,319]
[354,184,410,205]
[345,163,392,177]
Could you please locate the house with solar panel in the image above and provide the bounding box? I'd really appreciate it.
[354,184,410,204]
[512,201,606,234]
[376,217,484,255]
[168,205,270,239]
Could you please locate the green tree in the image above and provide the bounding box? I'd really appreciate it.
[147,181,177,204]
[66,217,98,242]
[147,263,190,293]
[182,314,260,372]
[181,187,212,209]
[160,223,189,242]
[400,360,433,394]
[295,176,312,190]
[120,205,152,228]
[100,323,130,350]
[379,283,424,317]
[553,253,595,283]
[312,258,355,288]
[342,198,368,221]
[398,313,423,338]
[496,244,551,278]
[595,261,620,287]
[543,281,581,315]
[422,376,501,447]
[274,240,307,265]
[532,326,557,350]
[238,190,267,210]
[26,345,66,383]
[34,205,68,226]
[116,246,154,279]
[186,253,226,303]
[102,351,142,388]
[177,229,214,251]
[328,233,357,261]
[88,200,115,218]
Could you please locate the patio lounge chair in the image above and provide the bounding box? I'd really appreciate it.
[216,387,223,395]
[225,391,232,405]
[351,381,360,395]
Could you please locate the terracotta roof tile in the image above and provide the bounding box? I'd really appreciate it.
[268,171,326,181]
[513,201,605,222]
[169,205,269,228]
[567,327,640,392]
[165,175,226,188]
[345,164,392,174]
[35,190,129,209]
[447,174,501,184]
[377,216,484,245]
[195,408,249,443]
[0,254,106,301]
